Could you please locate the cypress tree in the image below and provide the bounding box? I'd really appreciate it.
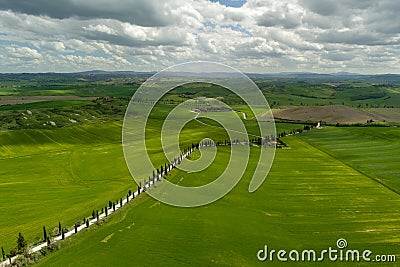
[113,202,116,211]
[120,198,123,207]
[61,229,65,240]
[127,194,129,203]
[47,237,51,246]
[58,222,61,235]
[43,226,47,241]
[74,224,77,234]
[86,219,89,228]
[17,232,27,252]
[96,210,99,221]
[109,201,112,209]
[2,246,5,260]
[105,206,108,216]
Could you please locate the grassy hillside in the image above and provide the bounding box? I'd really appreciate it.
[0,98,128,130]
[0,99,299,253]
[36,127,400,266]
[1,78,399,265]
[2,78,400,109]
[0,122,132,251]
[0,100,92,111]
[298,126,400,193]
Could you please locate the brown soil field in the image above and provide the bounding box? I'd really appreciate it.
[0,96,97,105]
[367,108,400,123]
[272,105,398,124]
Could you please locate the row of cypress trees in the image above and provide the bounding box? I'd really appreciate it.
[2,145,201,264]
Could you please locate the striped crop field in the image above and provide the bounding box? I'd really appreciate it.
[35,126,400,266]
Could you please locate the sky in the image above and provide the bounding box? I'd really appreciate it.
[0,0,399,74]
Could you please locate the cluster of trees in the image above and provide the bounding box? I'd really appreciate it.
[200,140,216,147]
[278,125,314,139]
[199,137,281,148]
[200,139,246,147]
[255,136,278,147]
[335,122,390,128]
[1,232,27,263]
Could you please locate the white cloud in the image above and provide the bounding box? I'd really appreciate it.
[0,0,399,73]
[34,41,67,53]
[6,46,42,59]
[84,24,118,36]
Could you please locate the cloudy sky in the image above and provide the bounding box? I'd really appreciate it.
[0,0,399,73]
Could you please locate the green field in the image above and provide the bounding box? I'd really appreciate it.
[1,77,400,266]
[298,127,400,194]
[2,77,400,109]
[0,98,128,130]
[2,103,399,266]
[35,126,400,266]
[0,83,138,98]
[0,103,296,251]
[0,100,92,111]
[0,122,132,250]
